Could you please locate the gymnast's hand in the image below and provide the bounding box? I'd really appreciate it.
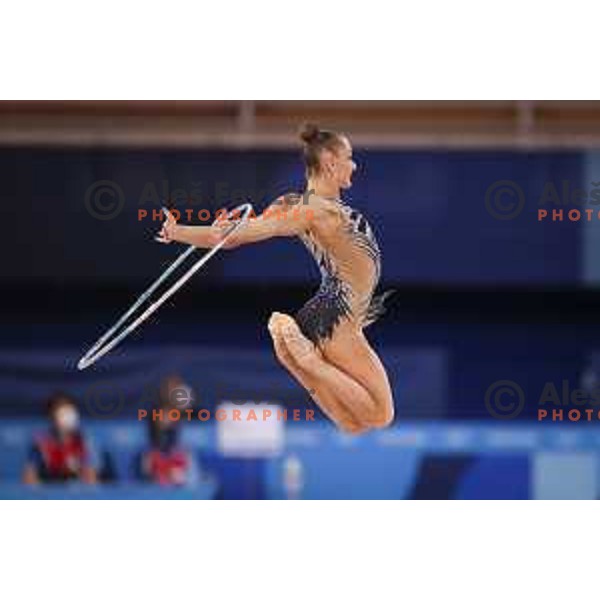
[210,211,236,242]
[155,209,178,244]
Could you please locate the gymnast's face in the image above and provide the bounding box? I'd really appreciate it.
[322,136,356,189]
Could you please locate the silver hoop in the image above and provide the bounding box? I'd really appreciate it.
[77,202,253,370]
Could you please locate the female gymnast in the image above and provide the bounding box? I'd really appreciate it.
[157,123,395,434]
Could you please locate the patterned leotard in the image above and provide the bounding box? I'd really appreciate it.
[294,197,394,344]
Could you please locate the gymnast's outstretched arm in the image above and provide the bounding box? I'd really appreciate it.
[157,198,316,249]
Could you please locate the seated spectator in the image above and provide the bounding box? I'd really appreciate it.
[135,411,201,486]
[23,393,98,485]
[134,375,200,486]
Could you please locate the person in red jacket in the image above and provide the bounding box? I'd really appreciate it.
[23,393,98,485]
[135,375,200,486]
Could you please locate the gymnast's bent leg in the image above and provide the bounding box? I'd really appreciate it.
[268,312,394,432]
[268,315,367,434]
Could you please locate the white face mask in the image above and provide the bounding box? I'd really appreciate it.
[55,406,80,433]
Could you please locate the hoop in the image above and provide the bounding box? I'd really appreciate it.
[77,202,253,370]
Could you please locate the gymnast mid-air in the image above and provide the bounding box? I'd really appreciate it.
[156,124,395,434]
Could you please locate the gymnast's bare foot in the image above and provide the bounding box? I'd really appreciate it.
[268,312,318,367]
[268,312,292,363]
[267,311,287,339]
[268,312,318,397]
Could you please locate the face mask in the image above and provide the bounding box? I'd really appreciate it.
[55,406,80,433]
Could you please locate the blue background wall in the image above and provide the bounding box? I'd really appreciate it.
[0,148,587,287]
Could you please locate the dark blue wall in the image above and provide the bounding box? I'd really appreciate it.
[0,148,584,287]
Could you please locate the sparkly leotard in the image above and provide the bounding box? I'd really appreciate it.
[294,197,394,344]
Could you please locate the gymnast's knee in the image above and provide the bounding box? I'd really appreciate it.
[340,405,393,434]
[365,402,395,429]
[338,419,370,436]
